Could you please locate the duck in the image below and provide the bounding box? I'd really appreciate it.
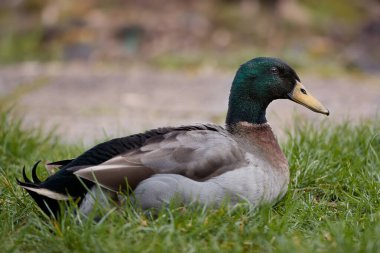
[18,57,329,217]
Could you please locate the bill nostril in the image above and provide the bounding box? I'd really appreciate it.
[300,88,307,95]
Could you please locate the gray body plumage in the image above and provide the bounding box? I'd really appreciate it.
[76,123,289,213]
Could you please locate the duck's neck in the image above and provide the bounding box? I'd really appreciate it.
[225,86,270,126]
[226,99,268,126]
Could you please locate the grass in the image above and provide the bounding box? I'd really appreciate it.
[1,110,380,252]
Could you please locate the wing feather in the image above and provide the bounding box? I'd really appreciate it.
[74,125,246,191]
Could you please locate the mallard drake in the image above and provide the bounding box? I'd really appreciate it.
[18,57,329,217]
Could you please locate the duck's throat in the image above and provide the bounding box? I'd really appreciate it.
[226,99,269,125]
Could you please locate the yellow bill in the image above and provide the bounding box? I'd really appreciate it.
[288,81,329,115]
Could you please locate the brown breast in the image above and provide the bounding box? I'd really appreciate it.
[229,122,288,172]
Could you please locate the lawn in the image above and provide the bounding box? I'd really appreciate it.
[1,110,380,253]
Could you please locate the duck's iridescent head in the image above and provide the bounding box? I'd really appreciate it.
[226,57,329,125]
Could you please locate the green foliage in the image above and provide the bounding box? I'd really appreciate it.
[1,111,380,252]
[0,30,57,63]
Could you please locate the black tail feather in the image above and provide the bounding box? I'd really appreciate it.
[17,180,61,217]
[18,161,93,218]
[18,162,63,218]
[31,160,42,184]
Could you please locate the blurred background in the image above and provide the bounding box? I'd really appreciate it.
[0,0,379,144]
[1,0,380,70]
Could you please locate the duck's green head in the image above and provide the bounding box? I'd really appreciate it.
[226,57,329,125]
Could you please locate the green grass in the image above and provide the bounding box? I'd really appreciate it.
[1,110,380,252]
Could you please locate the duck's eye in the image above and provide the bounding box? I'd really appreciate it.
[270,67,279,74]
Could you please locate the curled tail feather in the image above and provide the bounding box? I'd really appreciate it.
[17,161,69,217]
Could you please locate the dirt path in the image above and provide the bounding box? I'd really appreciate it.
[1,63,379,145]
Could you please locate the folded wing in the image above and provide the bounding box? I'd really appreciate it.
[74,125,246,191]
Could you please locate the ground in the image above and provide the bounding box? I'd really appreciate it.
[0,63,379,145]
